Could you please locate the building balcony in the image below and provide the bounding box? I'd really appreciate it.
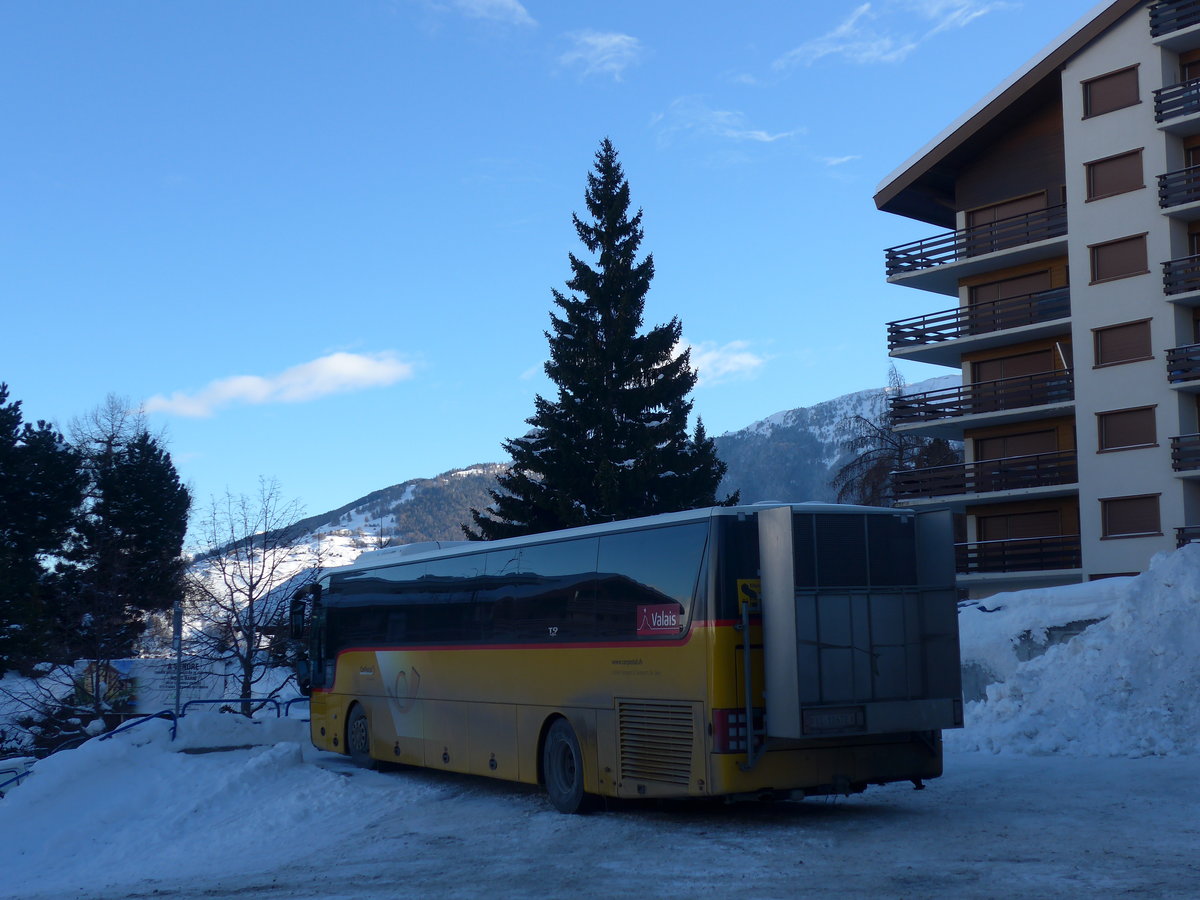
[883,204,1068,296]
[1176,524,1200,547]
[1167,343,1200,386]
[1154,79,1200,133]
[1158,165,1200,215]
[1163,253,1200,296]
[893,449,1077,502]
[890,371,1074,436]
[955,534,1082,575]
[1171,432,1200,470]
[1150,1,1200,40]
[887,288,1070,365]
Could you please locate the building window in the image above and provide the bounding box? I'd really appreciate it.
[1090,234,1148,283]
[1100,495,1160,538]
[1097,406,1156,451]
[1083,66,1139,118]
[1093,319,1152,367]
[1085,150,1143,200]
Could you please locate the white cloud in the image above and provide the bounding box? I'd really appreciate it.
[559,30,643,81]
[653,96,801,146]
[775,0,1008,68]
[448,0,535,27]
[819,154,863,167]
[682,339,766,387]
[145,352,415,417]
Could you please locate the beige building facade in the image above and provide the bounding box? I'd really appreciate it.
[877,0,1200,597]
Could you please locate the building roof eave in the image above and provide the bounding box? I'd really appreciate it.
[874,0,1146,227]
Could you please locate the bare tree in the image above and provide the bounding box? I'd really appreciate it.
[832,366,960,507]
[186,479,322,715]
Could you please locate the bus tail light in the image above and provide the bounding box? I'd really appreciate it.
[712,708,763,753]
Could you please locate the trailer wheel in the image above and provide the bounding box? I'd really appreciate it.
[543,718,587,813]
[346,704,377,770]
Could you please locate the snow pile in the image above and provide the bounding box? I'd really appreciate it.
[0,714,419,898]
[950,544,1200,758]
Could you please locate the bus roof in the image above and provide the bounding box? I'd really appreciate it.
[337,501,911,573]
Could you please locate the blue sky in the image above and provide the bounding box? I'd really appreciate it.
[2,0,1101,532]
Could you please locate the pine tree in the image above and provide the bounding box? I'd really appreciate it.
[0,385,85,673]
[468,139,736,539]
[50,399,191,662]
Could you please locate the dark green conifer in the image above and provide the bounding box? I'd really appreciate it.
[468,140,735,539]
[0,384,85,673]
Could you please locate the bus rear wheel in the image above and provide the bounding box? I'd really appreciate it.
[543,718,588,813]
[346,704,377,770]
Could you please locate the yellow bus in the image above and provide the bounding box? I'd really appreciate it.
[290,502,962,812]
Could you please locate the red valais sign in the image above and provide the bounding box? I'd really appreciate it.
[637,603,682,636]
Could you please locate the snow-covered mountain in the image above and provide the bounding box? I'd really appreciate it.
[713,374,959,504]
[284,375,961,561]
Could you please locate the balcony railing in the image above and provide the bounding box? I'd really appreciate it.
[1150,1,1200,38]
[884,204,1068,277]
[955,535,1082,574]
[893,449,1077,500]
[1177,524,1200,547]
[1159,165,1200,207]
[1163,253,1200,294]
[1171,432,1200,470]
[890,370,1074,426]
[1155,78,1200,122]
[1167,343,1200,383]
[887,288,1070,351]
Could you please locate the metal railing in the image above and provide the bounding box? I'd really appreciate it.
[1164,253,1200,295]
[1159,165,1200,208]
[180,697,282,717]
[1171,432,1200,470]
[893,449,1077,500]
[887,288,1070,350]
[98,709,179,743]
[884,204,1068,277]
[1167,343,1200,382]
[890,370,1074,426]
[1150,0,1200,37]
[1177,524,1200,546]
[955,534,1082,574]
[1154,78,1200,122]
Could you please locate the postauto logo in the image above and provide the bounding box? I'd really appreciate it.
[636,603,683,637]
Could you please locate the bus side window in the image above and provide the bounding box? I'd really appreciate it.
[596,523,708,639]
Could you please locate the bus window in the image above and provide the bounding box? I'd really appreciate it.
[486,538,598,642]
[596,523,708,639]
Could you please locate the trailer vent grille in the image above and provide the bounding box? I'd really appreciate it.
[617,700,694,786]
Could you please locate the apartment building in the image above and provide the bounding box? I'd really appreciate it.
[875,0,1200,597]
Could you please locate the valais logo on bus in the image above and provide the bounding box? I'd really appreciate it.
[636,603,683,636]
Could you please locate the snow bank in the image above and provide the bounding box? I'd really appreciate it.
[949,544,1200,758]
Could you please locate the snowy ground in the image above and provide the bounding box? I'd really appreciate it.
[1,721,1195,900]
[2,547,1198,899]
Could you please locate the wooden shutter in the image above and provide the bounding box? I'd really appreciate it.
[1094,320,1151,366]
[1086,150,1143,200]
[1101,495,1160,537]
[975,430,1057,461]
[1090,235,1148,282]
[1083,67,1139,117]
[1098,407,1156,450]
[978,510,1061,541]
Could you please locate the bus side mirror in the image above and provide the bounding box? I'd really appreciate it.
[289,595,307,640]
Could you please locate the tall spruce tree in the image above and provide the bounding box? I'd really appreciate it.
[0,385,85,673]
[467,139,735,539]
[50,400,191,662]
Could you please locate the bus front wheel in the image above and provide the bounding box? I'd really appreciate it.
[543,718,587,813]
[346,704,377,770]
